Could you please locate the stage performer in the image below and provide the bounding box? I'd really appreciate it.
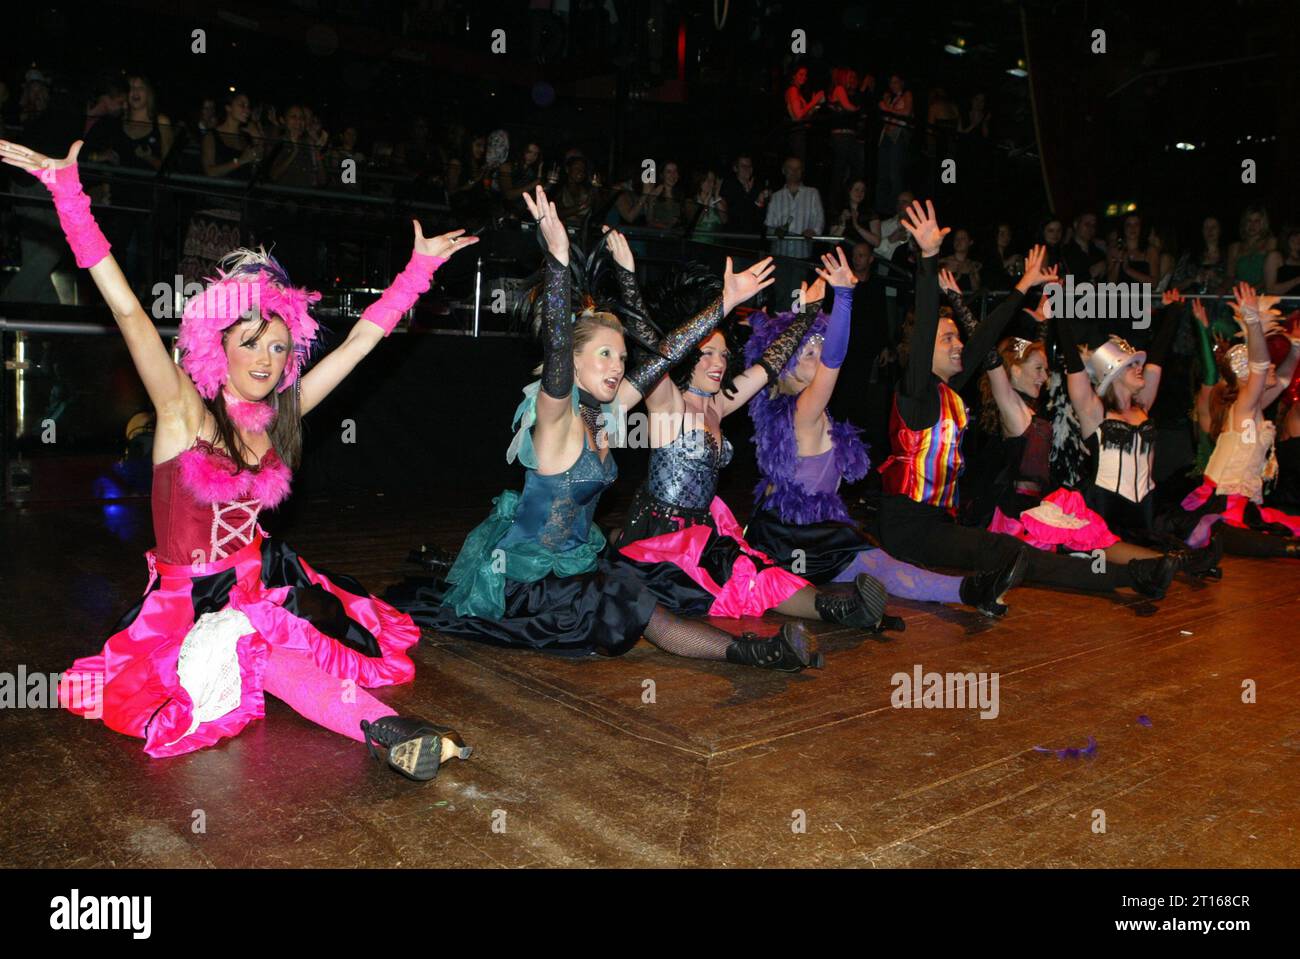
[1161,284,1300,556]
[874,201,1179,599]
[739,250,1027,617]
[969,279,1221,578]
[388,186,822,671]
[1,137,474,781]
[612,245,902,635]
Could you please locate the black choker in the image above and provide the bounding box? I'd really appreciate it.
[577,387,602,411]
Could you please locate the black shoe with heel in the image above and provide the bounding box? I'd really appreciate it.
[959,547,1030,617]
[725,622,823,671]
[814,573,892,635]
[1127,555,1177,599]
[360,715,472,782]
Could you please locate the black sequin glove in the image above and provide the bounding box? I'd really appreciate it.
[624,293,724,396]
[540,252,574,399]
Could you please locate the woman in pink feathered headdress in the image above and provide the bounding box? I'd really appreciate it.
[1,136,479,781]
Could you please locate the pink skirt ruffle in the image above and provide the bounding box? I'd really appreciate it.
[989,488,1120,552]
[60,536,419,758]
[618,497,809,618]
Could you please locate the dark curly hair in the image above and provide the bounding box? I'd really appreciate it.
[669,321,743,398]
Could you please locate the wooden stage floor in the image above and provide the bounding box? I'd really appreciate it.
[2,484,1298,869]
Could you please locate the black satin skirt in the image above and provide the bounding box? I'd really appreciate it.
[1154,490,1298,543]
[113,538,384,659]
[622,485,711,542]
[742,508,871,585]
[384,557,658,658]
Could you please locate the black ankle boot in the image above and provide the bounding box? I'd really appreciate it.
[1172,535,1224,580]
[725,622,823,671]
[959,547,1030,617]
[1127,555,1177,599]
[814,573,889,632]
[360,715,472,782]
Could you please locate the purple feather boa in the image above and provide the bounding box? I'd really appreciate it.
[748,389,871,525]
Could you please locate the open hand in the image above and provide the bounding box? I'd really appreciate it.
[1019,245,1054,287]
[899,198,949,257]
[0,138,82,179]
[414,223,479,260]
[723,256,775,315]
[1161,288,1184,307]
[522,185,569,261]
[602,226,634,272]
[1190,298,1209,328]
[815,246,856,289]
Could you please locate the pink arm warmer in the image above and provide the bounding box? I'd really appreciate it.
[32,164,111,269]
[360,252,446,336]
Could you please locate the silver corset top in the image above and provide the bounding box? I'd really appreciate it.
[646,428,734,510]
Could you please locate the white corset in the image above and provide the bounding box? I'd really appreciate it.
[1205,415,1277,503]
[1092,419,1156,504]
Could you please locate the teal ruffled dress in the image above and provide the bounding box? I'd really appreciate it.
[386,383,657,655]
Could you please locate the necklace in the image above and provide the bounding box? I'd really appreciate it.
[577,388,605,448]
[686,386,713,397]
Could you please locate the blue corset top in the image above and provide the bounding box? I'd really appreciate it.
[499,444,617,553]
[646,428,733,510]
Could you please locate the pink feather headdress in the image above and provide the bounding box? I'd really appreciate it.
[178,249,322,400]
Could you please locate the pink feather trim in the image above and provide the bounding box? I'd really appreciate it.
[179,273,321,399]
[178,443,292,509]
[223,395,276,432]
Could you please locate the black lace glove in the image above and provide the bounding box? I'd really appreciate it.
[614,264,665,353]
[757,310,814,384]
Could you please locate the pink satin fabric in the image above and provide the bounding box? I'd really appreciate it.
[618,497,809,618]
[988,488,1120,552]
[60,536,418,758]
[1180,479,1300,548]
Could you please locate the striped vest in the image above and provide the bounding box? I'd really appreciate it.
[880,381,968,509]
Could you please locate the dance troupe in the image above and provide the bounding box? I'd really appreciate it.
[5,134,1298,782]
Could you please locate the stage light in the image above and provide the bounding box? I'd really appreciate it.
[1175,142,1195,151]
[1006,59,1028,78]
[944,38,967,55]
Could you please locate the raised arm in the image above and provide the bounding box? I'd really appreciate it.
[1132,288,1184,410]
[518,187,580,444]
[1228,283,1280,417]
[604,227,663,352]
[298,223,475,414]
[898,198,951,398]
[1053,307,1104,437]
[623,255,774,413]
[0,139,200,436]
[722,302,816,418]
[794,248,855,428]
[949,247,1052,391]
